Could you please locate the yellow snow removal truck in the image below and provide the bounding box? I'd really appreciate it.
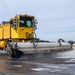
[0,14,72,58]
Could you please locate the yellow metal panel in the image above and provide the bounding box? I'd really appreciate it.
[0,26,3,39]
[0,41,6,49]
[18,27,34,39]
[3,24,11,39]
[11,27,18,39]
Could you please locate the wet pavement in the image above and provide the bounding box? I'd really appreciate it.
[0,50,75,75]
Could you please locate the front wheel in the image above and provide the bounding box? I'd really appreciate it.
[7,49,17,58]
[6,43,19,59]
[6,43,23,59]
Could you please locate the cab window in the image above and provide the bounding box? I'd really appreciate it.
[19,16,33,27]
[26,20,32,27]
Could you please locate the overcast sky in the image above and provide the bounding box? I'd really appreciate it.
[0,0,75,41]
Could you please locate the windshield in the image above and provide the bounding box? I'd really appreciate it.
[19,16,33,27]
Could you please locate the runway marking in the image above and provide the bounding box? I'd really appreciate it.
[12,65,22,68]
[32,68,50,71]
[70,58,75,61]
[31,64,69,72]
[31,67,62,72]
[44,65,68,69]
[65,58,75,63]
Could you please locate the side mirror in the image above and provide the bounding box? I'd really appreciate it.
[10,18,16,25]
[14,18,16,24]
[34,25,37,30]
